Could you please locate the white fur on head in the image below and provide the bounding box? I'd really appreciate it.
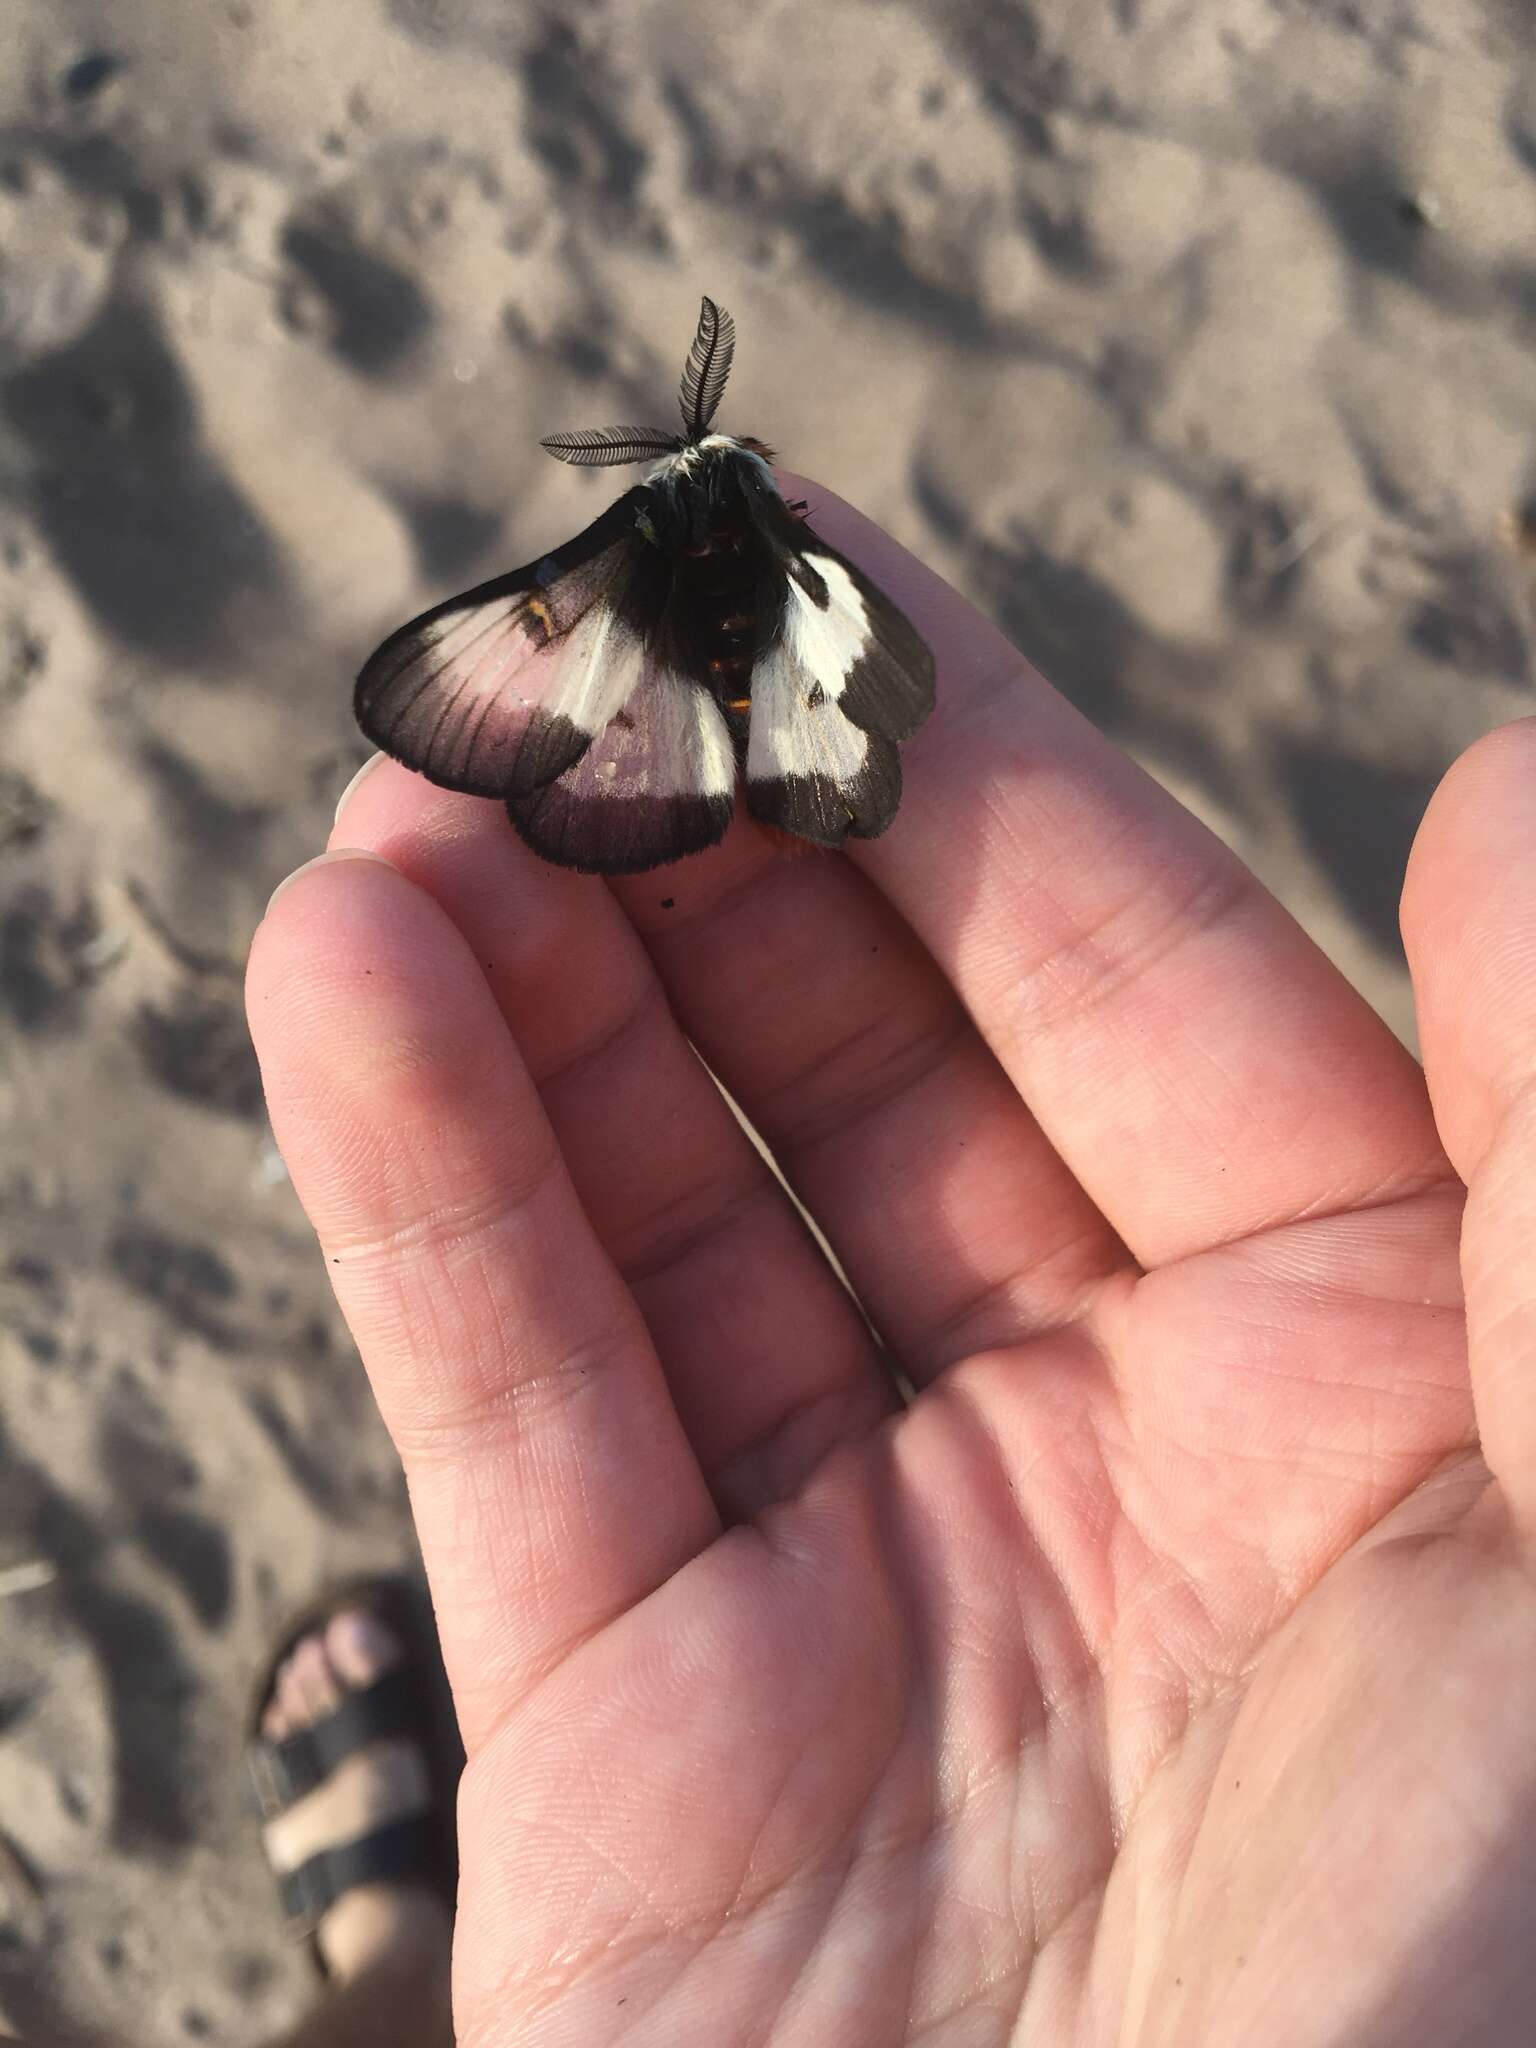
[645,435,774,489]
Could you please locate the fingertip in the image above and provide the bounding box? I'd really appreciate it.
[325,753,457,857]
[1402,715,1536,975]
[246,846,481,1132]
[1404,718,1536,915]
[249,848,403,1027]
[1403,718,1536,1179]
[248,836,500,1110]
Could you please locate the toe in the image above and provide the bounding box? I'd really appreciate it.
[262,1683,291,1742]
[273,1647,313,1733]
[326,1606,403,1691]
[293,1636,342,1722]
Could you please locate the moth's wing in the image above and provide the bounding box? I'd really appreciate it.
[742,524,935,846]
[354,487,654,799]
[745,627,903,845]
[781,536,935,743]
[739,470,936,743]
[505,661,737,875]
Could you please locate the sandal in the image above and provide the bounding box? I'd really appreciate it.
[245,1574,461,1958]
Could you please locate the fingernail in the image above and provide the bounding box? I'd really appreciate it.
[265,848,393,917]
[334,751,385,825]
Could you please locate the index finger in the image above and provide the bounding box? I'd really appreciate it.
[789,476,1448,1264]
[247,853,719,1752]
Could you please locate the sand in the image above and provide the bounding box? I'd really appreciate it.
[1,0,1533,2039]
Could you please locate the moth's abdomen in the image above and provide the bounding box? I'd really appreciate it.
[707,613,756,712]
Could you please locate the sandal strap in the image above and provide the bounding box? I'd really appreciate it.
[277,1812,441,1931]
[247,1666,416,1817]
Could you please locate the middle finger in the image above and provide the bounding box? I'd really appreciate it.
[611,815,1130,1382]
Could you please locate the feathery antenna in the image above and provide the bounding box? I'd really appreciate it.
[541,427,684,468]
[677,297,736,443]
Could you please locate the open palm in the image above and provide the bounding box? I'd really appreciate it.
[248,489,1536,2047]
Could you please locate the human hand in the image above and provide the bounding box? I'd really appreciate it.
[247,486,1536,2046]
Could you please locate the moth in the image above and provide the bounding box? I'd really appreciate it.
[355,297,935,875]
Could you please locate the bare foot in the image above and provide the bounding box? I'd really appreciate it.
[259,1608,452,1984]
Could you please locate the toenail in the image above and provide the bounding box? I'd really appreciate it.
[330,1607,395,1672]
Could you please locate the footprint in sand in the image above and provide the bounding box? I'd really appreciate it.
[0,153,125,375]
